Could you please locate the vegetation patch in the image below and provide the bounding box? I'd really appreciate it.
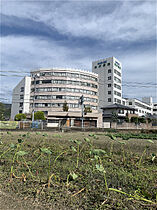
[0,131,157,209]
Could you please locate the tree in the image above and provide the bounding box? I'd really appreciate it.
[111,112,118,122]
[15,113,26,121]
[125,117,130,123]
[130,117,138,124]
[63,101,69,112]
[138,118,146,123]
[34,111,46,120]
[84,106,92,115]
[0,102,5,120]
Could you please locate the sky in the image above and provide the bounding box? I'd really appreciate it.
[0,0,157,103]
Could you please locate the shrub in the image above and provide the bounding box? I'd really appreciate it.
[34,111,45,121]
[138,118,146,123]
[14,113,26,121]
[130,117,138,124]
[147,118,152,123]
[125,117,130,123]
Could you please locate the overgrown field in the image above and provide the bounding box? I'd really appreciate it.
[0,131,157,209]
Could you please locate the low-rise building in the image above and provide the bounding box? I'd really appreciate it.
[125,98,153,117]
[101,103,136,122]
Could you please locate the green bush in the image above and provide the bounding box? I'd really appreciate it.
[14,113,26,121]
[34,111,45,120]
[130,117,138,124]
[147,118,152,123]
[138,118,146,123]
[125,117,130,123]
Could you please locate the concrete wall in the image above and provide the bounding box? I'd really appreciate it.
[111,122,155,130]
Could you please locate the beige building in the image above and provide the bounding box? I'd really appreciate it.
[11,68,101,127]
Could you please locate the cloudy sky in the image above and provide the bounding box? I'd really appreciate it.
[0,0,157,103]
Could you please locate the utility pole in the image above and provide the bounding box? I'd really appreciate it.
[80,95,84,128]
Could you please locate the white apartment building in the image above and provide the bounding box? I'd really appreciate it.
[125,98,153,117]
[92,57,122,109]
[11,76,31,119]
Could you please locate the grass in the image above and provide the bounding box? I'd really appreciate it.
[0,131,157,209]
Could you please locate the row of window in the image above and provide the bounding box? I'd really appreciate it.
[32,79,97,88]
[94,63,110,69]
[114,98,121,104]
[32,72,98,82]
[30,103,97,109]
[107,98,121,103]
[129,102,151,110]
[32,87,97,96]
[138,109,150,114]
[31,95,98,103]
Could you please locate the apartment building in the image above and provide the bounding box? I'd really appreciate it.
[11,68,101,127]
[92,57,122,109]
[11,76,31,119]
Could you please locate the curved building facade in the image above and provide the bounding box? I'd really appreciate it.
[30,68,98,113]
[30,68,100,127]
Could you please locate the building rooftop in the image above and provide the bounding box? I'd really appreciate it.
[101,103,135,110]
[30,67,98,76]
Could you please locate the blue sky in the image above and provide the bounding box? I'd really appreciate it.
[0,0,157,103]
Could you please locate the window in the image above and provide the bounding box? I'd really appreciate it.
[108,91,111,95]
[108,76,111,80]
[108,84,111,87]
[108,69,111,73]
[108,98,111,102]
[129,102,132,105]
[19,110,22,113]
[19,102,23,107]
[114,69,121,77]
[20,87,24,92]
[114,76,121,83]
[98,65,101,68]
[42,80,51,84]
[114,91,121,97]
[118,110,124,114]
[20,95,24,99]
[56,95,63,99]
[107,63,110,66]
[114,98,121,104]
[94,66,97,69]
[114,83,121,90]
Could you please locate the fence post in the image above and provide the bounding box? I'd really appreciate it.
[41,122,43,130]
